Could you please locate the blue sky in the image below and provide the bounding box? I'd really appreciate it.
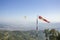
[0,0,60,24]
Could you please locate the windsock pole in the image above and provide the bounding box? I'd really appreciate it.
[36,16,38,40]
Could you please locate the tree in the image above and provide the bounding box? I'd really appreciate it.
[44,29,49,40]
[57,32,60,40]
[49,29,58,40]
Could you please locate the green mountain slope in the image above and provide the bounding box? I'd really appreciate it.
[0,30,45,40]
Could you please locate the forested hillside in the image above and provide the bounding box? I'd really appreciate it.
[0,30,45,40]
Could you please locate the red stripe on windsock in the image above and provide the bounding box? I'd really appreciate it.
[43,19,50,23]
[39,16,42,19]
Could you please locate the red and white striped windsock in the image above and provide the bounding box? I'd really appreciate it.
[39,16,50,23]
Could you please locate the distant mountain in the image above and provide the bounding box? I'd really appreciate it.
[0,23,60,31]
